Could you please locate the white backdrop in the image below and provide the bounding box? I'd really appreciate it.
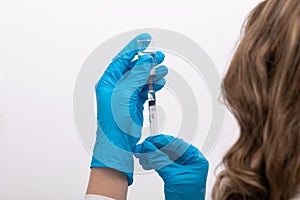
[0,0,262,199]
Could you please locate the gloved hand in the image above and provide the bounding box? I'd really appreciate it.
[135,134,209,200]
[91,33,168,185]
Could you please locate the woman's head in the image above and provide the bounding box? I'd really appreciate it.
[213,0,300,199]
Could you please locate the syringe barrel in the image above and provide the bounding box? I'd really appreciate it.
[148,100,158,135]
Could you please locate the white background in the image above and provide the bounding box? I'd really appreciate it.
[0,0,262,199]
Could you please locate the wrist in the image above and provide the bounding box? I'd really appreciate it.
[86,168,128,200]
[91,131,134,185]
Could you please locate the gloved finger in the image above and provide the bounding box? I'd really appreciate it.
[139,78,166,102]
[97,34,152,87]
[152,51,165,66]
[100,50,165,89]
[109,33,152,75]
[118,54,155,95]
[151,65,168,82]
[110,54,154,137]
[130,51,165,70]
[146,134,203,165]
[134,140,157,154]
[134,141,173,171]
[139,65,168,97]
[145,134,175,147]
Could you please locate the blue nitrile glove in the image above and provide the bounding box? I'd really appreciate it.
[91,33,168,185]
[135,134,209,200]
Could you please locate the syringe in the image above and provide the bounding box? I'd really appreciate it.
[137,39,158,135]
[148,69,158,135]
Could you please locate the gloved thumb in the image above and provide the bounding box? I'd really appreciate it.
[147,134,204,165]
[134,140,173,171]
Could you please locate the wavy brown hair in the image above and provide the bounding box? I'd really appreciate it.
[213,0,300,199]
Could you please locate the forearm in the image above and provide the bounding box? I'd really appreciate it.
[86,168,128,200]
